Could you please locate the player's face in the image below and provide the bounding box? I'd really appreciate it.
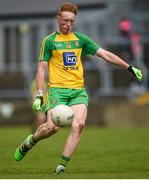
[57,11,76,34]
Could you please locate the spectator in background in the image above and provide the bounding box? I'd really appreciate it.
[119,17,133,61]
[119,17,148,94]
[119,17,132,38]
[129,31,149,98]
[130,31,143,64]
[119,18,148,79]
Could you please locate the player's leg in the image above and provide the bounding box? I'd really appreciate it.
[55,104,87,174]
[33,110,59,141]
[15,109,59,161]
[31,111,47,133]
[63,104,87,156]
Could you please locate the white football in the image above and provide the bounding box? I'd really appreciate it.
[51,105,74,127]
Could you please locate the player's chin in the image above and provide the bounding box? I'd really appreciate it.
[64,28,71,34]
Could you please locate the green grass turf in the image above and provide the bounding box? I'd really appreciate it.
[0,126,149,178]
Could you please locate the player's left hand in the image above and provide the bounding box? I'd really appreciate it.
[128,65,143,81]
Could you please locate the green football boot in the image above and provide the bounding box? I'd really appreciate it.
[14,134,34,161]
[15,147,26,161]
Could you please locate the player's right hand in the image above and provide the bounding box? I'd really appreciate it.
[32,95,43,111]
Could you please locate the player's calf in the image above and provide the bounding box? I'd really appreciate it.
[34,123,60,141]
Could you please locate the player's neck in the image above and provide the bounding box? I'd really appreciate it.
[58,31,72,36]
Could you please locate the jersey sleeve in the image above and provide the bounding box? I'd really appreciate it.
[39,36,52,61]
[79,33,101,56]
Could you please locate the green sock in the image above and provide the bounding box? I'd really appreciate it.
[21,135,37,153]
[30,135,37,145]
[59,155,70,167]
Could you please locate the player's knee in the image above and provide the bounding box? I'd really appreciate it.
[78,122,85,133]
[72,121,85,134]
[79,122,85,131]
[39,123,59,138]
[51,126,60,134]
[46,124,59,136]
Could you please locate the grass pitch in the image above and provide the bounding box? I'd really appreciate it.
[0,126,149,178]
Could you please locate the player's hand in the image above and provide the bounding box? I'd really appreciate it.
[128,65,143,81]
[32,96,43,111]
[32,90,43,111]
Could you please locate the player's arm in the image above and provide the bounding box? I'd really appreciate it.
[32,61,48,111]
[36,61,48,91]
[32,35,51,111]
[96,48,142,81]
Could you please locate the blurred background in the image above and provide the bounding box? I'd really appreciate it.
[0,0,149,128]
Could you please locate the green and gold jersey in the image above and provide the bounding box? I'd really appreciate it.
[39,32,100,88]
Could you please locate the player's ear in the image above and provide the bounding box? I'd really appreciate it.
[57,15,60,23]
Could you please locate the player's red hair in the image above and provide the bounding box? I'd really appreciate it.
[58,3,78,16]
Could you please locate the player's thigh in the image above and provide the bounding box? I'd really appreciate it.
[37,112,47,122]
[48,88,68,109]
[70,104,87,126]
[68,88,89,107]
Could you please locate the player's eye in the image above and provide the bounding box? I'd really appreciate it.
[63,19,74,24]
